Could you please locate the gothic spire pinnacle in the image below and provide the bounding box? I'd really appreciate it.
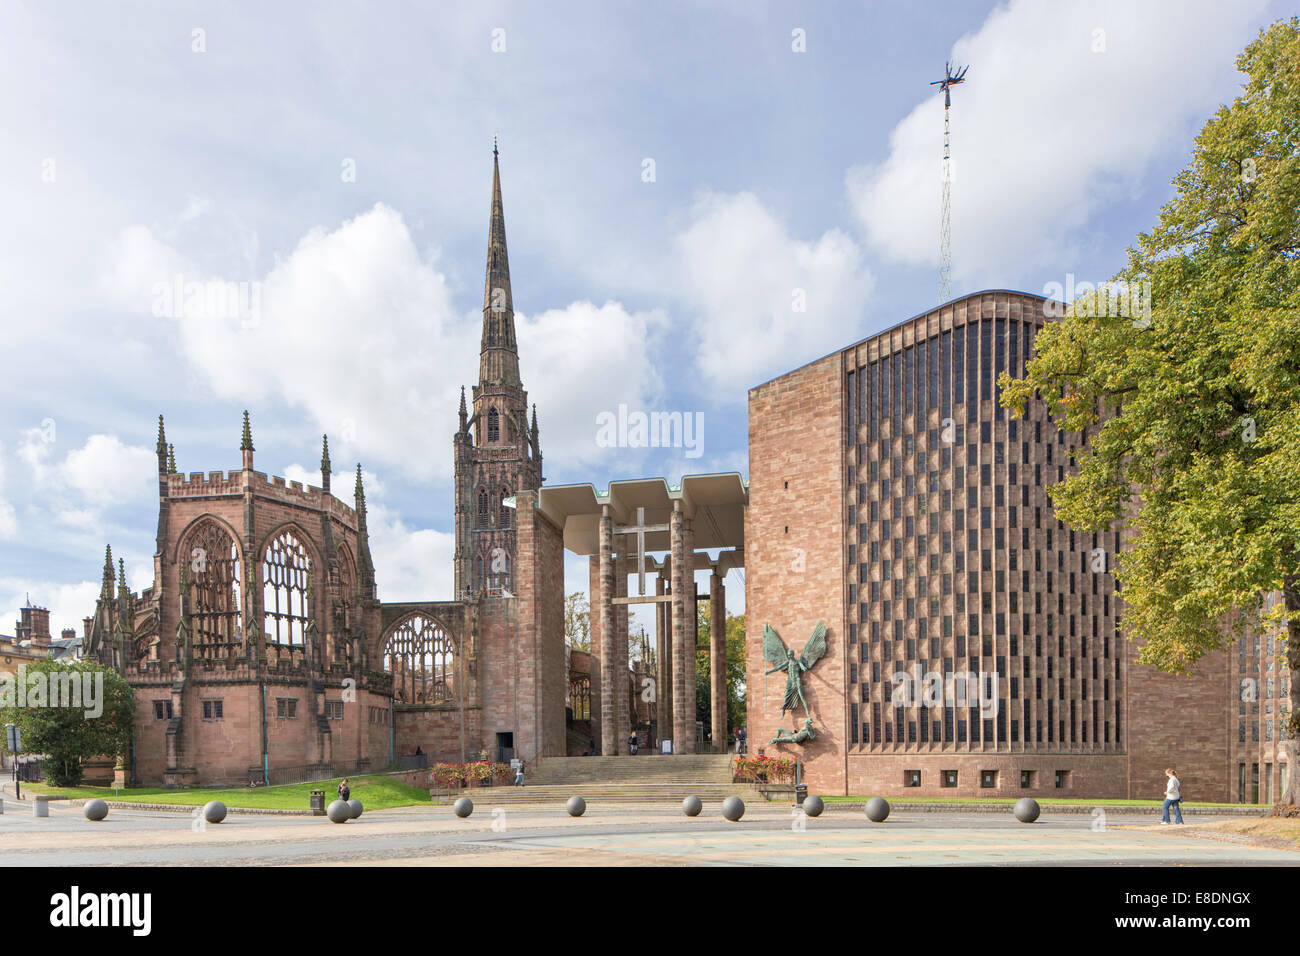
[103,544,114,579]
[240,410,254,451]
[156,415,167,454]
[321,434,331,469]
[480,144,521,389]
[530,402,538,436]
[168,444,176,474]
[354,463,365,503]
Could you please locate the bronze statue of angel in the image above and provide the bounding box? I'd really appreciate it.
[762,621,827,718]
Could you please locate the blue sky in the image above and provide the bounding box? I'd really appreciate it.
[0,0,1289,635]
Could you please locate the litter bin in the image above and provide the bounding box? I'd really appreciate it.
[309,789,326,816]
[795,784,808,807]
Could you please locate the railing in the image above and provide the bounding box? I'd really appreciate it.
[395,753,428,771]
[262,760,374,787]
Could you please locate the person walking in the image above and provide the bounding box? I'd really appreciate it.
[338,778,351,803]
[514,761,525,787]
[629,731,638,756]
[1161,768,1184,824]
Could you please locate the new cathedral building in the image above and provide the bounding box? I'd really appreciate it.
[85,153,1289,803]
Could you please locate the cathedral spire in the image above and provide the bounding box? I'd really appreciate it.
[459,386,468,431]
[480,143,521,389]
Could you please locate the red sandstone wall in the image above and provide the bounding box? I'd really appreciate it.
[746,352,847,794]
[1124,644,1233,803]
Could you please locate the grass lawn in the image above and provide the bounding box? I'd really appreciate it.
[21,774,433,811]
[820,795,1250,808]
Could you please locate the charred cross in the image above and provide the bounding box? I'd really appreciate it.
[615,507,669,597]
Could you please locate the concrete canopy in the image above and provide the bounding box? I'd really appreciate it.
[522,473,747,574]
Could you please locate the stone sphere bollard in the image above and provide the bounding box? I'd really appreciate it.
[865,796,890,822]
[203,800,227,824]
[453,797,474,818]
[681,795,703,817]
[722,796,745,822]
[802,794,825,817]
[347,798,363,819]
[83,799,109,821]
[566,796,586,817]
[1014,797,1041,823]
[326,799,351,823]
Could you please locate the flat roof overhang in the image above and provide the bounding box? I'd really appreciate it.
[528,472,747,569]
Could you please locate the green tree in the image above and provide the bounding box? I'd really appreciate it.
[0,659,135,786]
[564,591,590,651]
[695,604,747,742]
[999,19,1300,803]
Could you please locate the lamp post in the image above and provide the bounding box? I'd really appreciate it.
[6,723,21,801]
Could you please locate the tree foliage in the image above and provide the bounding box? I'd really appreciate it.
[695,606,747,738]
[0,659,135,787]
[564,591,590,651]
[999,19,1300,797]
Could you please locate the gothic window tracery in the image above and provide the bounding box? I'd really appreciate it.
[263,529,311,646]
[186,519,243,660]
[487,407,500,443]
[382,614,455,704]
[477,487,490,528]
[498,486,511,528]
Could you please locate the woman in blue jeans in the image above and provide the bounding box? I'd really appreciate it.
[1161,768,1184,824]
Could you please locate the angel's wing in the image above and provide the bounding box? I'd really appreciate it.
[799,621,828,670]
[762,624,789,665]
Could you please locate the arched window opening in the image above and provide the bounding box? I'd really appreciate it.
[487,407,500,443]
[263,530,311,647]
[383,614,455,704]
[498,487,512,528]
[475,554,485,594]
[187,520,242,660]
[477,487,490,528]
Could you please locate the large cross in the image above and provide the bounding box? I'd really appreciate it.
[614,506,669,598]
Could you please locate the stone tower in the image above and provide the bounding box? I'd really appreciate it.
[454,143,543,599]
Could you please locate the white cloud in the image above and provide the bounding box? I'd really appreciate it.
[366,499,456,603]
[847,0,1271,281]
[517,300,666,474]
[0,445,18,541]
[16,431,156,532]
[675,191,873,399]
[105,203,478,482]
[0,578,100,641]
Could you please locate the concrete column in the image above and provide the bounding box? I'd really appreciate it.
[615,548,631,753]
[656,572,673,749]
[599,506,616,756]
[671,504,696,753]
[710,570,726,754]
[587,556,602,753]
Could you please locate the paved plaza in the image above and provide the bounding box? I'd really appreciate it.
[2,799,1297,866]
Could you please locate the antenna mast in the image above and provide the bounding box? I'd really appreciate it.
[930,62,968,304]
